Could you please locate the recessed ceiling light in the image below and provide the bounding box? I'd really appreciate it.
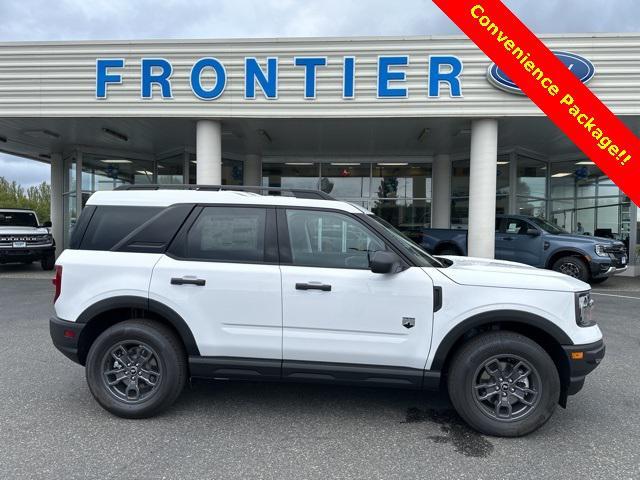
[136,170,153,175]
[552,172,572,178]
[497,161,509,165]
[330,163,360,166]
[378,162,408,166]
[576,161,595,165]
[101,159,132,164]
[285,162,313,166]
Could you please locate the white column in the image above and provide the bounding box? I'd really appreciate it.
[244,154,262,186]
[196,120,222,184]
[431,154,452,228]
[50,153,64,258]
[468,119,499,259]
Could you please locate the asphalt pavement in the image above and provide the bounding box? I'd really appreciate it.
[0,267,639,479]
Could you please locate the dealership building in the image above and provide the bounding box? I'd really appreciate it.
[0,33,638,273]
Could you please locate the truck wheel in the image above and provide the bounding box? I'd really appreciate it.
[551,256,589,282]
[85,320,187,419]
[447,331,559,437]
[41,254,55,271]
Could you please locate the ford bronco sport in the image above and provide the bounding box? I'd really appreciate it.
[49,185,605,437]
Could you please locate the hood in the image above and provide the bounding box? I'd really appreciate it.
[435,256,590,292]
[552,233,624,247]
[0,226,49,235]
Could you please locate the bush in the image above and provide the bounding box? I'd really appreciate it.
[0,177,51,223]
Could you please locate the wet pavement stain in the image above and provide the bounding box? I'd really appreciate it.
[403,407,494,458]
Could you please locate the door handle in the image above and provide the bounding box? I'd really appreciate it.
[171,277,206,286]
[296,282,331,292]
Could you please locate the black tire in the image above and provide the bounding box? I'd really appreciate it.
[447,331,560,437]
[590,277,609,285]
[551,255,589,282]
[85,319,187,418]
[41,255,55,271]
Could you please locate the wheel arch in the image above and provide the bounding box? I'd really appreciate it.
[431,310,572,405]
[75,296,199,365]
[545,248,590,270]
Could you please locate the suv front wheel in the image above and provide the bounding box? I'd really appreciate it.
[447,331,560,437]
[85,320,187,418]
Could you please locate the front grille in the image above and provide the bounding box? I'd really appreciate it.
[0,234,51,246]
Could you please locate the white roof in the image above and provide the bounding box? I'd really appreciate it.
[86,189,366,214]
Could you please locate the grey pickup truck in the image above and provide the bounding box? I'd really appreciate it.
[401,214,628,284]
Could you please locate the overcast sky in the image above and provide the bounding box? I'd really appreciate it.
[1,0,638,186]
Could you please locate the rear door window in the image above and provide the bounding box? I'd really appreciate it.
[184,207,267,263]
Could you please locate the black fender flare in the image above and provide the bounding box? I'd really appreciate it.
[75,295,200,356]
[430,309,573,371]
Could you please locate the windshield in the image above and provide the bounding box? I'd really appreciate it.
[0,211,38,228]
[528,217,567,234]
[368,214,443,268]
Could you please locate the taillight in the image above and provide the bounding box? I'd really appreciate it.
[52,265,62,302]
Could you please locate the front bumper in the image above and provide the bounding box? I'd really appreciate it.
[562,339,605,396]
[0,245,55,263]
[50,316,85,364]
[590,260,628,279]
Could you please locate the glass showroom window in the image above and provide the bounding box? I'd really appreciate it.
[450,156,510,228]
[262,162,321,190]
[550,160,631,244]
[371,163,432,230]
[516,156,547,218]
[320,163,372,208]
[157,154,185,184]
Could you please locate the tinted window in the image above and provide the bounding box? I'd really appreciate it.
[286,209,385,269]
[0,211,38,227]
[80,206,162,251]
[186,207,266,262]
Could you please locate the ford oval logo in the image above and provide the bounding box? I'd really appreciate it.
[487,51,595,95]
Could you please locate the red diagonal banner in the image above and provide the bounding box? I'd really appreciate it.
[433,0,640,204]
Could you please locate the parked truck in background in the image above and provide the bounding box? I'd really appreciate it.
[401,214,628,284]
[0,208,56,270]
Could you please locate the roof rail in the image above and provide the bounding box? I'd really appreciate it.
[113,184,335,200]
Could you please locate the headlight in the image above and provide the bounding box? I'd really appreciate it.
[575,291,595,327]
[594,244,609,257]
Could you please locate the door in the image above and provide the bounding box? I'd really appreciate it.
[149,206,282,370]
[495,217,544,267]
[279,208,434,380]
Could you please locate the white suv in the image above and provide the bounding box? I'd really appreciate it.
[50,186,604,437]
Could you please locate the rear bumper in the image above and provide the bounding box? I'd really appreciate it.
[562,339,605,396]
[50,316,85,365]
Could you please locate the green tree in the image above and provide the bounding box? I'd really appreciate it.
[0,177,51,223]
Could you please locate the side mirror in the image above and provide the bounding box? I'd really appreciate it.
[526,228,540,236]
[42,221,52,228]
[369,251,402,274]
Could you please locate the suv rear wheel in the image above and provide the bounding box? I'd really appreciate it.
[447,331,560,437]
[85,319,187,418]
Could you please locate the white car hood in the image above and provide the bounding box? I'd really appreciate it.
[435,256,590,293]
[0,226,49,235]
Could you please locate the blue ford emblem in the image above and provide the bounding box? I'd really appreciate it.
[487,51,595,95]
